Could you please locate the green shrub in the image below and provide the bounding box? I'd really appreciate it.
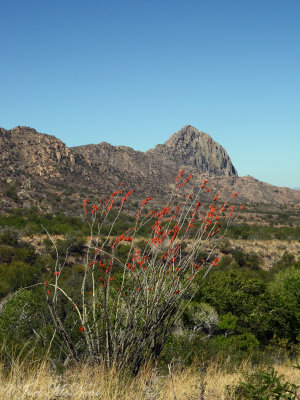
[0,261,41,297]
[0,290,50,358]
[194,268,299,346]
[218,255,234,269]
[226,367,299,399]
[0,227,21,246]
[263,267,300,344]
[233,249,261,270]
[217,312,238,332]
[214,333,260,354]
[0,245,36,264]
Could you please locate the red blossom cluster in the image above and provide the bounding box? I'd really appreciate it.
[211,257,219,266]
[104,190,123,211]
[121,190,134,204]
[201,179,208,189]
[141,197,152,206]
[175,168,185,182]
[51,170,245,341]
[178,174,193,188]
[112,231,133,248]
[91,204,99,214]
[83,198,89,219]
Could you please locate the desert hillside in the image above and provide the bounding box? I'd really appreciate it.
[0,125,299,212]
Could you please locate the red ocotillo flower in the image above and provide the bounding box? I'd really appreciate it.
[175,169,185,182]
[141,197,153,206]
[122,190,134,203]
[212,257,219,266]
[178,174,193,187]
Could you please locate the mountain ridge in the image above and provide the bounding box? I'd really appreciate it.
[0,125,299,212]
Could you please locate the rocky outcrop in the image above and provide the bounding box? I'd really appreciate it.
[0,126,75,180]
[147,125,237,177]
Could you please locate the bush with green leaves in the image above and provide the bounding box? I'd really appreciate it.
[0,261,41,297]
[0,290,49,357]
[195,263,300,354]
[0,244,36,264]
[232,249,261,270]
[226,367,299,399]
[263,267,300,347]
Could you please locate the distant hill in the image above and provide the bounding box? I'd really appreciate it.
[0,125,299,212]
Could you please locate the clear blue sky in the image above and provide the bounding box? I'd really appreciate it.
[1,0,299,188]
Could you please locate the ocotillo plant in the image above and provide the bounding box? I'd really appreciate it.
[43,170,241,374]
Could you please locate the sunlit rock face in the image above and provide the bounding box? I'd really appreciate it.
[147,125,238,177]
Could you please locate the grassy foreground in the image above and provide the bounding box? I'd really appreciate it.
[0,359,299,399]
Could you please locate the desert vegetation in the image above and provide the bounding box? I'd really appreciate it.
[0,171,299,398]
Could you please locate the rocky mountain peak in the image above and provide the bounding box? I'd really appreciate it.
[165,124,207,144]
[147,125,238,177]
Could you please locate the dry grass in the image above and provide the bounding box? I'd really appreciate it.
[22,232,300,272]
[223,238,300,270]
[0,359,299,399]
